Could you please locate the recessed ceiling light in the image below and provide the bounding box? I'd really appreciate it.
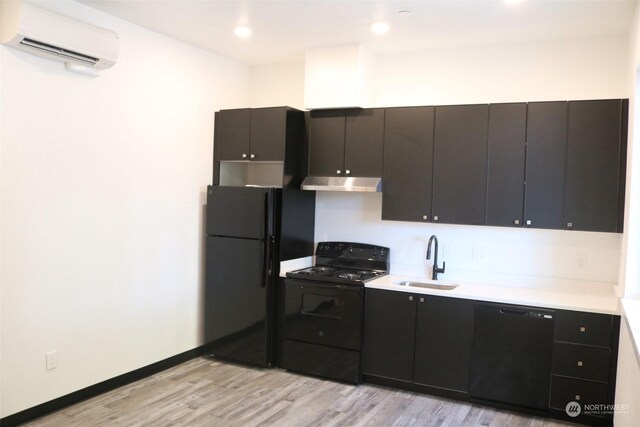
[234,26,252,38]
[398,10,411,15]
[371,22,390,34]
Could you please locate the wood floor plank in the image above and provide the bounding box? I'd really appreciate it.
[24,357,577,427]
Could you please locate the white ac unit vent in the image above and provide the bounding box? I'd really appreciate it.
[0,1,119,73]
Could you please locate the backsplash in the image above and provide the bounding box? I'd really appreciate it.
[314,192,621,287]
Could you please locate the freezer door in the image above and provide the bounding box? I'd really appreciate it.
[206,186,276,239]
[204,236,273,367]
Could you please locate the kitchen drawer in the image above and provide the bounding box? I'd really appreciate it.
[555,310,612,347]
[282,339,360,383]
[550,375,608,412]
[552,342,610,383]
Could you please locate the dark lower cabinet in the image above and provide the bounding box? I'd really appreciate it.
[362,289,474,392]
[361,291,621,427]
[381,107,434,222]
[413,295,474,392]
[550,376,609,412]
[549,310,620,425]
[552,342,611,383]
[361,289,416,382]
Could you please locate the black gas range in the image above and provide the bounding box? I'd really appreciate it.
[282,242,390,384]
[286,242,390,286]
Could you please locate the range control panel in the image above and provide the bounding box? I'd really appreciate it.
[315,242,390,262]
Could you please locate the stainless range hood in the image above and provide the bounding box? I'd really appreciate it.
[301,176,382,192]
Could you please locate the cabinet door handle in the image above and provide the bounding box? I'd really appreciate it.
[242,154,247,158]
[514,219,520,225]
[580,326,586,333]
[433,216,439,222]
[408,296,414,301]
[419,297,425,303]
[526,219,532,226]
[577,361,583,367]
[345,170,351,175]
[336,170,341,175]
[250,154,255,159]
[567,222,573,229]
[575,395,581,401]
[422,215,428,221]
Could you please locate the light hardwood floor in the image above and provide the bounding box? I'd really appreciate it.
[25,357,577,427]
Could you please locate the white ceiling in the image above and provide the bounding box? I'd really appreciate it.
[77,0,637,65]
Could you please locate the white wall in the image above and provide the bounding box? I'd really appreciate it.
[376,37,628,106]
[620,3,640,299]
[250,36,627,287]
[0,0,249,418]
[250,60,305,109]
[614,318,640,426]
[314,193,621,287]
[614,2,640,423]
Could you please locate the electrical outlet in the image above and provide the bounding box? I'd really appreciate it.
[472,245,485,261]
[46,351,58,371]
[442,244,452,260]
[577,253,588,270]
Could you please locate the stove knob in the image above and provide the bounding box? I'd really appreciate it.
[347,245,354,253]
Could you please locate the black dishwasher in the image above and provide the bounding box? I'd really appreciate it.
[469,302,555,410]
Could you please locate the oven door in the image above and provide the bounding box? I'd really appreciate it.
[284,279,363,351]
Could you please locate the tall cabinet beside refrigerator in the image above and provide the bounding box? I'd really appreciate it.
[205,107,315,368]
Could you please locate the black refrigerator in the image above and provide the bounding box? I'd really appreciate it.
[205,183,320,368]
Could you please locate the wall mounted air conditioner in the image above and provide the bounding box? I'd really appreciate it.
[0,1,119,75]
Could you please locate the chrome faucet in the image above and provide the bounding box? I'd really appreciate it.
[426,235,445,280]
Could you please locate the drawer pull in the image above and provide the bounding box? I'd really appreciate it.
[575,394,581,401]
[409,296,414,301]
[580,326,586,333]
[577,361,583,367]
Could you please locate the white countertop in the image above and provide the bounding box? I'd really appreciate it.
[367,274,620,315]
[279,257,620,315]
[622,298,640,361]
[279,256,313,277]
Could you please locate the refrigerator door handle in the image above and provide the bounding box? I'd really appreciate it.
[262,238,275,288]
[263,189,274,241]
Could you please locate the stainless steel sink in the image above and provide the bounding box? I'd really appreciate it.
[397,280,458,290]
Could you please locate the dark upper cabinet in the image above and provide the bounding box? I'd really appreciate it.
[524,102,568,230]
[344,109,385,177]
[432,105,489,225]
[308,110,345,176]
[563,100,625,232]
[382,107,434,222]
[250,107,287,161]
[309,109,384,177]
[362,288,417,382]
[413,295,475,392]
[218,108,251,161]
[486,103,527,227]
[217,107,288,162]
